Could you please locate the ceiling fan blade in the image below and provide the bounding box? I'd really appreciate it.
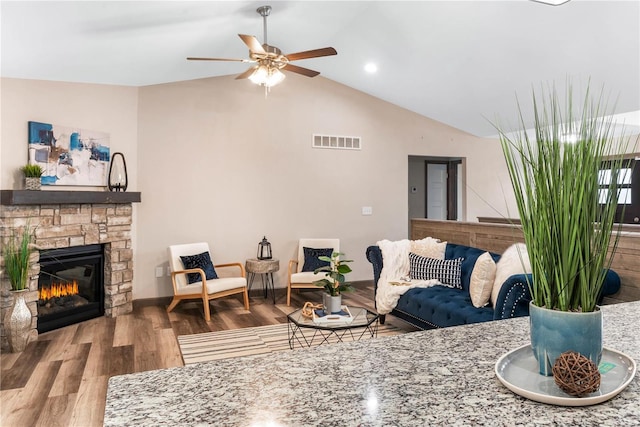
[187,57,252,62]
[283,64,320,78]
[235,67,257,80]
[285,47,337,62]
[238,34,266,54]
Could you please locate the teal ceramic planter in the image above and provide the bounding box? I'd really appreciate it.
[529,301,603,376]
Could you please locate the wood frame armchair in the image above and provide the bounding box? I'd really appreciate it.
[167,242,249,321]
[287,238,340,306]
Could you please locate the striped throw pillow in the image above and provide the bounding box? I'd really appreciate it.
[408,252,464,289]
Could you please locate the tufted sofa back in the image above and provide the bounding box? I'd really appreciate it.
[444,243,501,293]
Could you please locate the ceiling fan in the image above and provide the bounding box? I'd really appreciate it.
[187,5,337,89]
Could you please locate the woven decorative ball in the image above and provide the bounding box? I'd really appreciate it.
[552,350,601,397]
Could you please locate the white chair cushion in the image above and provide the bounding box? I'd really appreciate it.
[176,276,246,296]
[290,271,322,284]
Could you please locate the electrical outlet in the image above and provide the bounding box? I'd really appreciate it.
[155,266,164,278]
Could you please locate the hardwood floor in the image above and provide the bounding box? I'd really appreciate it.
[1,283,414,427]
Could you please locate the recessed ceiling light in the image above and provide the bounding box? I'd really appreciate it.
[530,0,571,5]
[364,63,378,73]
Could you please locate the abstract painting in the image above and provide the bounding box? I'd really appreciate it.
[28,121,110,186]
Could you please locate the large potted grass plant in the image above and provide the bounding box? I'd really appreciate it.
[2,225,35,352]
[496,83,633,376]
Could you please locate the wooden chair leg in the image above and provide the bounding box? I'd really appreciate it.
[203,296,211,321]
[243,287,250,310]
[167,297,180,313]
[287,285,291,306]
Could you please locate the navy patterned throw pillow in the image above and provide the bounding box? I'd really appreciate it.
[408,252,464,289]
[302,247,333,272]
[180,251,218,284]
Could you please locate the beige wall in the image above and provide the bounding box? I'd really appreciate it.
[1,75,512,300]
[1,78,138,190]
[136,74,509,298]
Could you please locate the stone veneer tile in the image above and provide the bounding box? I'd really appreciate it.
[0,202,134,353]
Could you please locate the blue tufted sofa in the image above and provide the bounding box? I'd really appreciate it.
[366,243,621,330]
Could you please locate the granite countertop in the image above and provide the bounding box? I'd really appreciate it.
[105,301,640,426]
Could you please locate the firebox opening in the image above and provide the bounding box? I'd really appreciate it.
[37,244,105,333]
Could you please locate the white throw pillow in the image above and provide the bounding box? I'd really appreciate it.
[410,237,447,260]
[469,252,497,308]
[491,243,531,307]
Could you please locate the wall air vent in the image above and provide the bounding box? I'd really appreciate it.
[312,134,361,150]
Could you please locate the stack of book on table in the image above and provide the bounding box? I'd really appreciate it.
[312,306,353,324]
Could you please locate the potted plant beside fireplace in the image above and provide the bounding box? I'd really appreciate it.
[2,225,35,352]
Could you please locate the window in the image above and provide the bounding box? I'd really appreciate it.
[599,159,639,224]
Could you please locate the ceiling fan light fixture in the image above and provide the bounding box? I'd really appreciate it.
[249,64,285,88]
[249,64,268,84]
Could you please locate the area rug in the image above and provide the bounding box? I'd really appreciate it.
[178,322,406,365]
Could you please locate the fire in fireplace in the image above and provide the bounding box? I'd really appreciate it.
[37,244,105,333]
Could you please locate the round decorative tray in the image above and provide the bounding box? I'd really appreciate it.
[495,344,636,406]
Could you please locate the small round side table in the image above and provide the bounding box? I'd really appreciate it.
[245,258,279,304]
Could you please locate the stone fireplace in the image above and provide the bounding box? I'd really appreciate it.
[0,190,141,353]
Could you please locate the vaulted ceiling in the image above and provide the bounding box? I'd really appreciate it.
[2,1,638,137]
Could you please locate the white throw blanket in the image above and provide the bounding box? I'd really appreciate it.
[375,238,444,314]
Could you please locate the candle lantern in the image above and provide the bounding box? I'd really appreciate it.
[257,236,272,260]
[108,152,128,192]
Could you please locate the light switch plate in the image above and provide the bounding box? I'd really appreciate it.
[362,206,373,215]
[155,266,164,278]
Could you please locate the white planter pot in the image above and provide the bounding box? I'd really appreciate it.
[323,294,342,314]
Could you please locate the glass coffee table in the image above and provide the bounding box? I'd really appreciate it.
[287,306,379,349]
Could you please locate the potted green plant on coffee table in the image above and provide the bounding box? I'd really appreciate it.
[313,251,354,314]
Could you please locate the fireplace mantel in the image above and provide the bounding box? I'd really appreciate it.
[1,190,141,205]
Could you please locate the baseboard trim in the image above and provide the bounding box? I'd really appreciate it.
[133,296,172,309]
[131,280,374,307]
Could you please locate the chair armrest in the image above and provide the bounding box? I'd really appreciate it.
[215,262,246,278]
[365,246,384,312]
[366,246,383,291]
[288,259,298,278]
[493,273,532,320]
[492,268,620,319]
[171,268,208,294]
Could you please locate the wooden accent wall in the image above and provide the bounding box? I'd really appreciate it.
[411,219,640,304]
